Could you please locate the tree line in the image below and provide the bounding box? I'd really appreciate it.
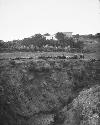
[0,32,100,52]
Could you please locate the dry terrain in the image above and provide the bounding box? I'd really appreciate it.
[0,52,100,125]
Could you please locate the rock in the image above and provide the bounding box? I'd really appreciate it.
[66,85,100,125]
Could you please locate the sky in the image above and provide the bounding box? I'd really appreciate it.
[0,0,100,41]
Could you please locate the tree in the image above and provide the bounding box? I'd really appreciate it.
[0,40,6,50]
[33,34,46,47]
[74,34,79,38]
[44,33,50,36]
[87,34,93,39]
[55,32,65,41]
[95,33,100,38]
[75,40,84,50]
[21,34,46,48]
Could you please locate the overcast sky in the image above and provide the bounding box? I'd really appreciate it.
[0,0,100,41]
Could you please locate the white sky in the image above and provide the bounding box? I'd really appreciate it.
[0,0,100,41]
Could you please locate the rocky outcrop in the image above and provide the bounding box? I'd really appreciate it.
[63,85,100,125]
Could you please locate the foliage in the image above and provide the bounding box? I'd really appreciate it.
[0,40,6,51]
[44,33,50,36]
[0,58,100,125]
[0,32,98,52]
[95,33,100,38]
[55,32,65,41]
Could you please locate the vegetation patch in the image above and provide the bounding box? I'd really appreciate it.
[0,58,100,125]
